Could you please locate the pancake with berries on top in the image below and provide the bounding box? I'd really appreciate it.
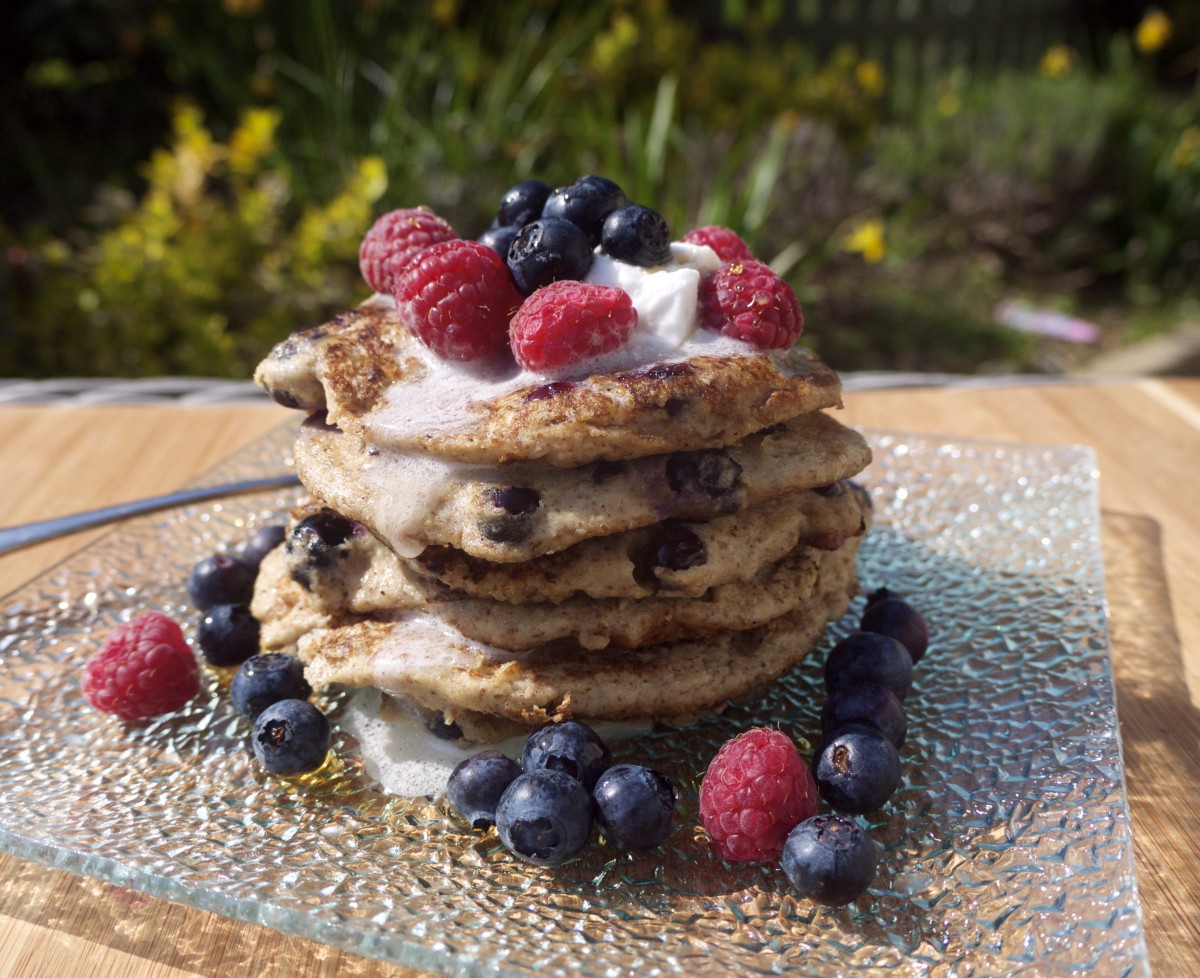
[255,187,846,468]
[250,174,873,743]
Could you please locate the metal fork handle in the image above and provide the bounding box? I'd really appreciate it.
[0,474,302,557]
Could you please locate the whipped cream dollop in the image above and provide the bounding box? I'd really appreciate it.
[583,241,723,348]
[373,238,732,373]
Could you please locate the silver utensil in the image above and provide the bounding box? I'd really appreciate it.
[0,474,302,556]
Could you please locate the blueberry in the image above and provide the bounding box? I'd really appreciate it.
[446,750,522,830]
[479,515,534,544]
[521,720,611,790]
[782,814,879,907]
[495,769,593,866]
[231,653,313,719]
[186,553,255,611]
[635,522,706,587]
[590,459,626,483]
[823,631,914,701]
[496,179,553,228]
[541,175,628,245]
[821,681,907,749]
[665,450,743,498]
[592,763,676,850]
[525,380,577,402]
[506,217,594,295]
[847,480,873,512]
[241,524,286,570]
[864,586,897,607]
[286,512,357,588]
[601,204,672,266]
[251,698,331,776]
[477,224,519,260]
[487,486,541,516]
[197,603,261,667]
[861,596,929,664]
[814,724,902,814]
[426,716,465,741]
[629,361,693,381]
[479,486,541,544]
[287,512,356,564]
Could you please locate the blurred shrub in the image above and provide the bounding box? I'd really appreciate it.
[864,31,1200,301]
[1,104,384,376]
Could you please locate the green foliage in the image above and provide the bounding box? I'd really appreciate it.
[1102,47,1200,298]
[3,0,1198,378]
[1,106,385,377]
[802,253,1032,375]
[865,38,1200,299]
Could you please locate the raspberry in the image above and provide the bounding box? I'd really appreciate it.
[394,238,523,362]
[697,260,804,349]
[682,225,756,263]
[509,281,637,371]
[81,611,201,722]
[698,726,817,862]
[359,207,458,295]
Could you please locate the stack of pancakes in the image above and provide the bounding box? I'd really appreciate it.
[251,299,872,743]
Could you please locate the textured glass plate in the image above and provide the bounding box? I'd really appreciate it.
[0,425,1149,977]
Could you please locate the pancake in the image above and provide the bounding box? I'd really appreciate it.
[284,538,859,742]
[276,481,867,605]
[293,410,872,562]
[254,298,846,467]
[254,529,863,651]
[414,481,868,602]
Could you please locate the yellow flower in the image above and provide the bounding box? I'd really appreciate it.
[173,103,206,143]
[356,156,389,201]
[844,219,886,264]
[41,239,70,264]
[291,155,388,274]
[1039,44,1074,78]
[1135,9,1172,54]
[591,13,639,72]
[855,59,886,97]
[150,103,221,208]
[936,91,960,118]
[229,107,281,175]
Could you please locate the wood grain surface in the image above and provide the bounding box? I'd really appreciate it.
[0,378,1197,977]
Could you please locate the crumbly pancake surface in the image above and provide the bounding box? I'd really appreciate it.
[253,301,415,420]
[283,539,859,739]
[255,299,846,467]
[413,483,869,602]
[255,531,861,651]
[275,482,867,606]
[294,410,872,562]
